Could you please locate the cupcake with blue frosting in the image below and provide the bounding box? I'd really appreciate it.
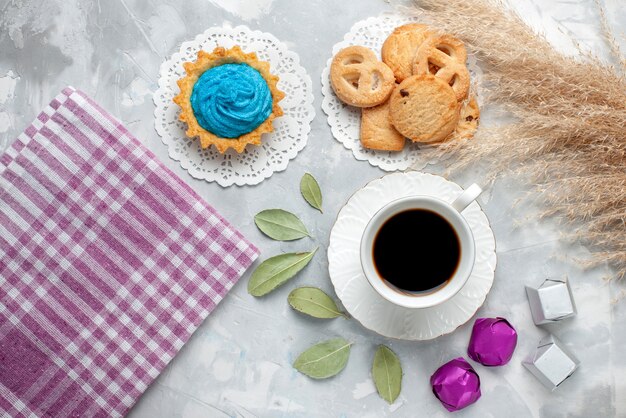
[174,46,284,153]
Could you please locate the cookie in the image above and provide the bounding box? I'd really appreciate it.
[413,34,470,102]
[381,23,431,83]
[330,46,395,108]
[449,96,480,140]
[360,101,405,151]
[389,74,459,143]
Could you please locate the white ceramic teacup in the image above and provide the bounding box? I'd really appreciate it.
[360,184,482,309]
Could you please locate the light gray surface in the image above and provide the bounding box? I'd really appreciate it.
[1,0,625,417]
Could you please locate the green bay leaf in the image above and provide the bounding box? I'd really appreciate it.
[288,287,346,319]
[293,338,352,379]
[372,345,402,404]
[247,249,317,297]
[300,173,323,213]
[254,209,310,241]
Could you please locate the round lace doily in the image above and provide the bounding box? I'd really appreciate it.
[321,13,483,172]
[154,25,315,187]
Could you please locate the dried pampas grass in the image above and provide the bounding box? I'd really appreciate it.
[405,0,626,278]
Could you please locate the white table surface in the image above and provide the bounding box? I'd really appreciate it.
[1,0,624,417]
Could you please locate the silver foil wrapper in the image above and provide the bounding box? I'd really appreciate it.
[523,334,580,391]
[525,276,577,325]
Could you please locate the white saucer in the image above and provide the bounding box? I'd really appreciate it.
[327,172,497,340]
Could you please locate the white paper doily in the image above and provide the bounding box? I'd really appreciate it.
[321,13,484,172]
[154,25,315,187]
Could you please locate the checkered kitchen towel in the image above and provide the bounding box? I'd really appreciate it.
[0,87,259,417]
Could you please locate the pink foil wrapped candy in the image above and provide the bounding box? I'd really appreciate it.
[468,317,518,366]
[430,358,481,412]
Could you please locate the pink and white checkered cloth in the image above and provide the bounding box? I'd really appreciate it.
[0,87,259,417]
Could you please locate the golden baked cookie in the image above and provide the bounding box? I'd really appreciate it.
[448,96,480,141]
[381,23,431,83]
[360,101,405,151]
[173,46,285,153]
[413,34,470,102]
[389,74,459,143]
[330,46,395,108]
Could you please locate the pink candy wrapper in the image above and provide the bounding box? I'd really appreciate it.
[430,357,481,412]
[468,317,518,366]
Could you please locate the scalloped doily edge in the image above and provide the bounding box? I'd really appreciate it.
[153,24,315,187]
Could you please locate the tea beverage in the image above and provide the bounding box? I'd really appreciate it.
[372,209,461,292]
[360,184,482,309]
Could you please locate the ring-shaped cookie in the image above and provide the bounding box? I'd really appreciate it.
[413,34,470,102]
[330,46,395,108]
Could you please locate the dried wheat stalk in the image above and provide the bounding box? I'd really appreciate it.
[404,0,626,278]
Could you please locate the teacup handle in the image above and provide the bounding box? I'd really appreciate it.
[451,184,482,213]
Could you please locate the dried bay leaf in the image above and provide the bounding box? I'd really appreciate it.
[372,345,402,404]
[288,287,346,319]
[293,338,352,379]
[254,209,310,241]
[247,249,317,297]
[300,173,323,213]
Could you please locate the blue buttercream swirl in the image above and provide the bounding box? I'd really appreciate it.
[190,63,273,138]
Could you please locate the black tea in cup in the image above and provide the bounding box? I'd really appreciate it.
[372,209,461,292]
